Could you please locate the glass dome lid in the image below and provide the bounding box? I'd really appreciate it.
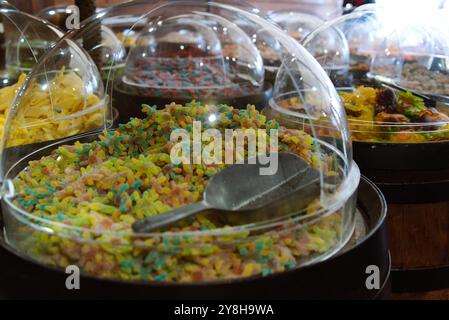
[37,5,127,76]
[1,7,64,78]
[0,8,109,152]
[0,1,359,284]
[36,5,73,30]
[268,10,325,42]
[120,10,264,110]
[303,4,449,144]
[0,7,68,157]
[95,25,127,72]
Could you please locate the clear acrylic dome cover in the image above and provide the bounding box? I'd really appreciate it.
[95,25,127,72]
[268,10,325,42]
[37,5,73,29]
[0,7,109,152]
[123,11,264,100]
[0,7,70,152]
[37,5,127,74]
[303,4,449,143]
[0,1,359,284]
[1,8,64,79]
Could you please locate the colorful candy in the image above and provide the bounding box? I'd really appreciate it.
[12,102,342,282]
[124,54,261,99]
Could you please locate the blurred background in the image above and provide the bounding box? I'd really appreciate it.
[7,0,353,15]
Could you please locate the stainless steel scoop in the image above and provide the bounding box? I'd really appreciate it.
[132,152,320,233]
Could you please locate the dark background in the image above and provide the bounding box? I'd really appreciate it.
[8,0,348,15]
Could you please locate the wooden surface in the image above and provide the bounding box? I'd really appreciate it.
[388,202,449,268]
[388,201,449,300]
[393,289,449,300]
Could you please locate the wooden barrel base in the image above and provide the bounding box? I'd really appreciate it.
[366,170,449,293]
[353,140,449,294]
[362,168,449,204]
[388,202,449,293]
[354,140,449,203]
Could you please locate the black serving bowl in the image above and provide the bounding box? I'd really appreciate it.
[0,176,390,300]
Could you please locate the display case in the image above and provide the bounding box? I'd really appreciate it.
[303,5,449,145]
[0,1,359,284]
[303,3,449,291]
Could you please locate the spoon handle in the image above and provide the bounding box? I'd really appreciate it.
[132,201,209,233]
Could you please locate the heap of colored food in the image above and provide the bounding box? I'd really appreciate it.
[0,71,106,148]
[11,102,342,283]
[373,63,449,96]
[401,63,449,96]
[340,86,449,142]
[122,55,262,100]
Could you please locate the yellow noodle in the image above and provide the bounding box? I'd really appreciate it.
[0,70,106,147]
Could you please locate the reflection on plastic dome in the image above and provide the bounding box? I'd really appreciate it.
[2,8,64,77]
[0,1,15,9]
[303,25,350,90]
[303,4,449,144]
[259,11,325,84]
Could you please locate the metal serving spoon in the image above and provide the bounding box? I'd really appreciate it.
[132,152,320,233]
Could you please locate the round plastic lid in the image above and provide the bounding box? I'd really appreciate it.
[0,6,109,154]
[0,1,359,284]
[0,8,64,78]
[0,7,68,151]
[122,12,264,100]
[37,5,126,74]
[303,4,449,143]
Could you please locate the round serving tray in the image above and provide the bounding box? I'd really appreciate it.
[0,176,390,299]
